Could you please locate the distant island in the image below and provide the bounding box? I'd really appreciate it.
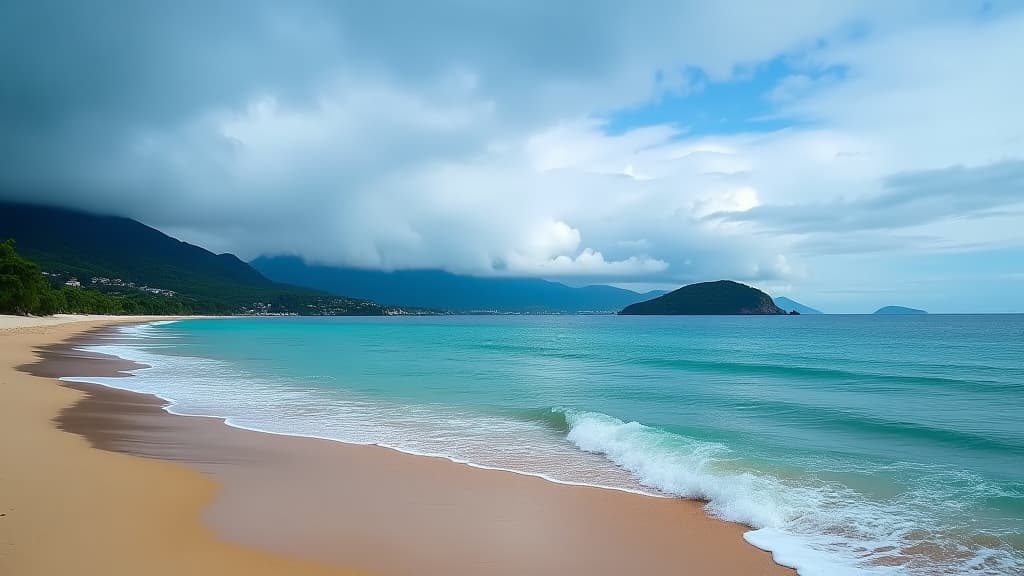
[874,306,927,315]
[774,297,823,314]
[619,280,787,315]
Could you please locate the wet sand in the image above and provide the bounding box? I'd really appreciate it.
[3,316,795,575]
[0,317,352,576]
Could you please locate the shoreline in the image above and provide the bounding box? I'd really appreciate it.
[0,316,352,576]
[3,316,795,575]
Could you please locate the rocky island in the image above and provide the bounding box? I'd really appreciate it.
[619,280,788,315]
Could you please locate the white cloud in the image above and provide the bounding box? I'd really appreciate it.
[692,186,761,218]
[777,10,1024,171]
[506,248,669,277]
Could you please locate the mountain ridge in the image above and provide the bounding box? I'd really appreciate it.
[251,255,661,313]
[0,202,383,315]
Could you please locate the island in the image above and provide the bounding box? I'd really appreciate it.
[619,280,787,315]
[873,306,927,315]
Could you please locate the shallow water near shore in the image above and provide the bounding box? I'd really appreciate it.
[66,315,1024,576]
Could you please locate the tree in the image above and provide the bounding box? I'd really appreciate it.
[0,239,51,315]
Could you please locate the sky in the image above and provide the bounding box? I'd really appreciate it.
[1,1,1023,313]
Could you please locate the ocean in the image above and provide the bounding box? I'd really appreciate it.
[68,315,1023,575]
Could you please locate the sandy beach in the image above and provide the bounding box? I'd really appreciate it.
[1,315,794,576]
[0,316,352,576]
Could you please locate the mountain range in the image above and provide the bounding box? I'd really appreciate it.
[251,255,662,313]
[1,202,661,314]
[2,202,848,316]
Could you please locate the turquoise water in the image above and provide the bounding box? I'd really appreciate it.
[71,315,1024,575]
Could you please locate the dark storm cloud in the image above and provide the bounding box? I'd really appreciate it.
[0,0,1018,298]
[1,0,865,278]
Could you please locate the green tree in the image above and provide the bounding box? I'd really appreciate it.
[0,239,51,315]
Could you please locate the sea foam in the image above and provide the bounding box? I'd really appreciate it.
[560,409,886,575]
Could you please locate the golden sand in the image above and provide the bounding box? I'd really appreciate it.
[0,318,352,576]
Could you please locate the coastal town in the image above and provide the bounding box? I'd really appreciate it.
[45,272,178,298]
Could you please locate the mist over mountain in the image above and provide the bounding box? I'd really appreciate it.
[0,202,383,315]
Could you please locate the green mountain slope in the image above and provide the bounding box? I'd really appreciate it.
[0,202,383,315]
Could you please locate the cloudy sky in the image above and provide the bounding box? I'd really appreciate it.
[2,1,1023,312]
